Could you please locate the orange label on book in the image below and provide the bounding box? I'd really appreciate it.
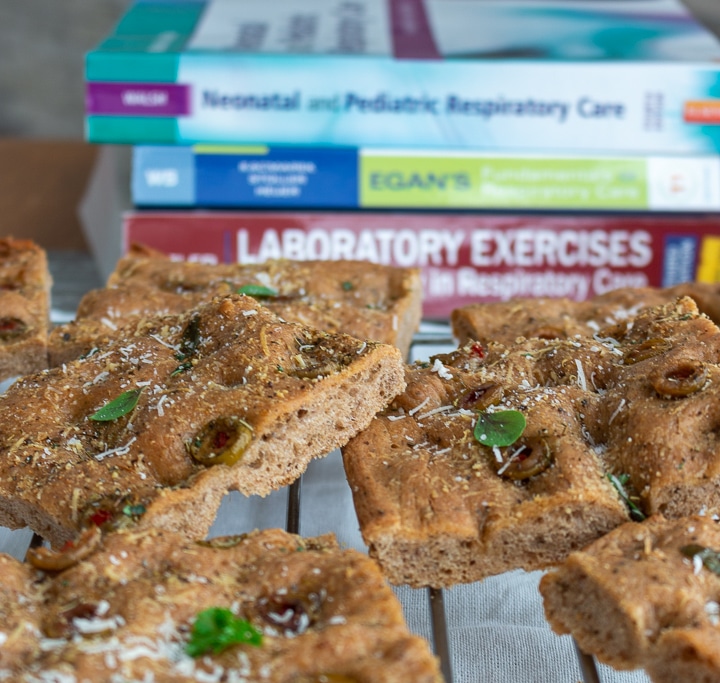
[684,100,720,124]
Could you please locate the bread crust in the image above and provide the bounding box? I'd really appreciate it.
[540,514,720,683]
[344,296,720,588]
[0,293,405,547]
[0,527,443,682]
[450,283,720,348]
[49,244,422,364]
[0,237,51,381]
[344,330,629,588]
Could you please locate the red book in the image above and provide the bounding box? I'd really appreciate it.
[123,210,720,320]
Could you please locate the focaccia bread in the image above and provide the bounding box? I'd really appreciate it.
[540,514,720,683]
[343,331,629,588]
[343,296,720,588]
[0,293,405,547]
[0,237,51,381]
[450,283,720,347]
[1,527,443,682]
[48,244,423,364]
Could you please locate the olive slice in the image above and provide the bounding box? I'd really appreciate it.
[651,359,708,398]
[496,438,552,480]
[460,382,503,411]
[187,416,253,466]
[26,526,102,571]
[623,337,671,364]
[44,601,111,638]
[0,317,27,340]
[530,325,567,341]
[293,676,358,683]
[196,534,250,549]
[257,597,314,636]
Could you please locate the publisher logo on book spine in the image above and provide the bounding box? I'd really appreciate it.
[86,83,191,117]
[683,100,720,125]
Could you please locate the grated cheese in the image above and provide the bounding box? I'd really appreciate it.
[574,359,587,391]
[608,399,626,425]
[94,437,137,462]
[408,397,430,416]
[431,358,453,380]
[417,405,454,420]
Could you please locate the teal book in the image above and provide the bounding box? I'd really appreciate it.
[86,0,720,153]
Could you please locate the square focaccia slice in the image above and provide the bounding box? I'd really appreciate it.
[0,237,51,381]
[49,244,423,364]
[540,514,720,683]
[0,293,405,547]
[342,334,630,588]
[3,527,443,683]
[450,283,720,348]
[590,296,720,519]
[344,296,720,588]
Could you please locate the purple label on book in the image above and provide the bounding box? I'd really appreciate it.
[86,82,191,116]
[389,0,441,60]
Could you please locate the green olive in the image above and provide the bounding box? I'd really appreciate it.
[530,325,567,340]
[293,675,358,683]
[623,337,671,364]
[651,359,708,398]
[187,416,253,466]
[496,438,552,480]
[460,382,503,411]
[196,534,250,549]
[0,317,26,340]
[26,526,102,571]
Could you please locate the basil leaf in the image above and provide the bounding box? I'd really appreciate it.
[474,410,526,448]
[186,607,263,657]
[237,284,277,298]
[606,473,647,522]
[681,544,720,575]
[89,389,142,422]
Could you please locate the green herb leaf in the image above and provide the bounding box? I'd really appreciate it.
[89,389,142,422]
[681,544,720,575]
[186,607,263,657]
[341,281,353,291]
[79,347,100,360]
[122,504,146,518]
[170,360,193,377]
[237,284,277,299]
[473,410,526,448]
[607,473,647,521]
[176,315,201,361]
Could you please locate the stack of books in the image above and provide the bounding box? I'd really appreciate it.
[84,0,720,318]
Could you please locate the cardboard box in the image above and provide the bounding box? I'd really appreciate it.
[0,138,98,251]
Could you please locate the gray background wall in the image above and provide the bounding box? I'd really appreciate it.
[1,0,720,139]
